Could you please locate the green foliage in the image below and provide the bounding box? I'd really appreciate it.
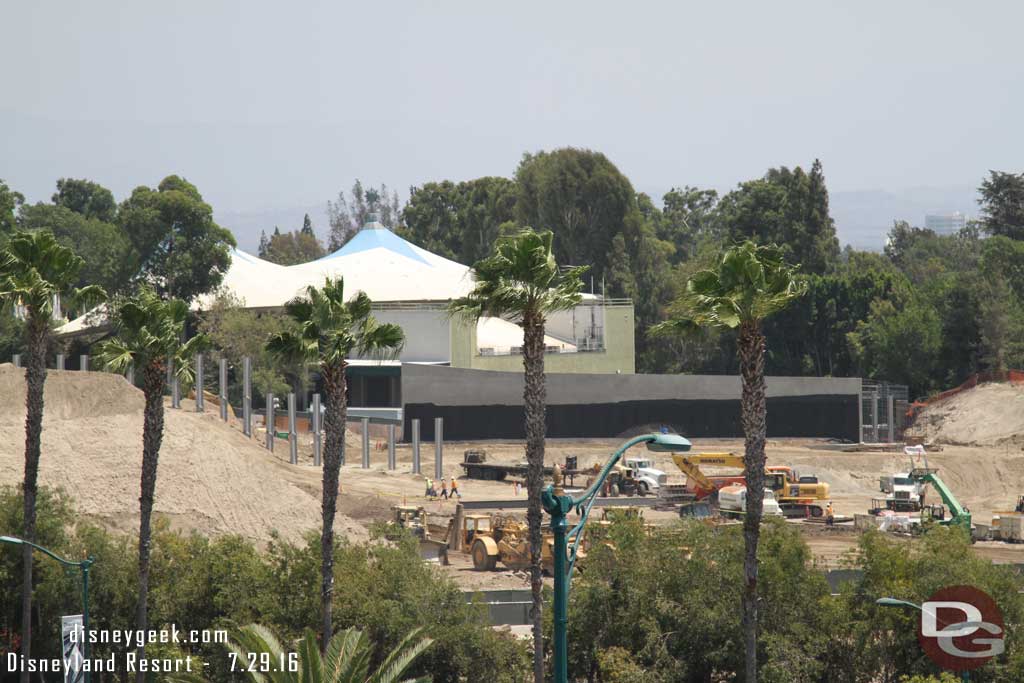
[0,229,106,319]
[715,159,840,275]
[656,186,721,264]
[171,622,432,683]
[848,298,942,395]
[448,228,587,324]
[260,226,326,265]
[198,289,300,396]
[328,181,403,251]
[653,240,805,334]
[52,177,117,222]
[400,177,517,264]
[979,170,1024,240]
[268,277,404,369]
[17,202,135,294]
[95,285,206,378]
[0,486,529,683]
[0,178,24,234]
[566,518,1024,682]
[0,312,25,360]
[515,148,635,282]
[566,519,831,681]
[118,175,236,302]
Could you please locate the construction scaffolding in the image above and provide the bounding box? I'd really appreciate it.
[860,380,909,443]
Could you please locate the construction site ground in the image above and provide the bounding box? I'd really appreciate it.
[3,365,1024,593]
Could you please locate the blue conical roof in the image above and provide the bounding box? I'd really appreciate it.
[317,215,431,266]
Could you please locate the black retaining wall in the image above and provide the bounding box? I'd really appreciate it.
[405,394,859,442]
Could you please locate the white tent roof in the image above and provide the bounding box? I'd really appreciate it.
[57,219,599,337]
[476,317,577,353]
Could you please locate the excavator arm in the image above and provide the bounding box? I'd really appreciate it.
[672,455,716,494]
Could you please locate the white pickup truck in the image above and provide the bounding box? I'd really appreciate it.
[717,484,784,518]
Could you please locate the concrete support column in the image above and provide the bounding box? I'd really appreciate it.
[265,392,275,452]
[56,353,65,370]
[871,390,879,442]
[361,417,370,468]
[126,363,134,386]
[887,395,895,443]
[169,358,181,408]
[288,393,298,465]
[80,354,89,372]
[194,354,204,412]
[218,358,228,422]
[242,357,252,437]
[387,423,396,470]
[12,354,20,368]
[434,417,443,481]
[411,419,421,474]
[311,393,322,467]
[858,385,864,443]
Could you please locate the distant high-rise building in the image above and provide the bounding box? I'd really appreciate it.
[925,211,967,235]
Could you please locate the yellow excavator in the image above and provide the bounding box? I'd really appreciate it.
[671,453,830,518]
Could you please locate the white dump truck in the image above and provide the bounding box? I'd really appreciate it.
[717,484,784,519]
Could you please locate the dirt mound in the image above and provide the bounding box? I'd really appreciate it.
[0,363,143,420]
[908,382,1024,446]
[0,364,366,544]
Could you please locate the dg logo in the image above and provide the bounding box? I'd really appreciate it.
[917,585,1005,671]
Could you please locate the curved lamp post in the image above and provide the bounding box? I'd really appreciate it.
[542,432,692,683]
[876,597,970,683]
[0,536,94,683]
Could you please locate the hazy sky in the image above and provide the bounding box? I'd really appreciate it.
[2,1,1022,215]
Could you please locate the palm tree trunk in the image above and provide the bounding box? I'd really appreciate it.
[134,361,166,683]
[522,311,546,683]
[738,320,767,683]
[19,313,48,683]
[319,361,347,650]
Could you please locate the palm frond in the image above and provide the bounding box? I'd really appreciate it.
[448,228,586,324]
[366,628,433,683]
[658,240,805,335]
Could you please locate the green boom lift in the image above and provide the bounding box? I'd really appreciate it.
[909,458,972,532]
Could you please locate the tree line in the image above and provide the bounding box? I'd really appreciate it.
[5,158,1024,398]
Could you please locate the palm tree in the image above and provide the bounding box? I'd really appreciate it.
[95,286,204,683]
[171,623,432,683]
[448,229,586,683]
[267,277,404,647]
[0,229,104,683]
[653,240,804,683]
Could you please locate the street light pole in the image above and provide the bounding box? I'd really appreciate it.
[543,432,692,683]
[0,536,94,683]
[876,597,970,683]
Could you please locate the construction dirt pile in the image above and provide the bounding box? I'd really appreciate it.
[0,364,366,544]
[908,382,1024,446]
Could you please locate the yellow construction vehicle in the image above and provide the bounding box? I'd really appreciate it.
[455,513,583,573]
[671,453,830,518]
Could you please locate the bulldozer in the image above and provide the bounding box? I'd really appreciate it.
[456,513,583,573]
[388,504,427,539]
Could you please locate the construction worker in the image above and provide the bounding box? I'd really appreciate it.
[825,501,835,526]
[439,478,450,500]
[425,477,434,498]
[450,476,460,498]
